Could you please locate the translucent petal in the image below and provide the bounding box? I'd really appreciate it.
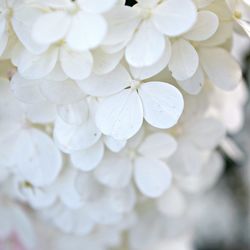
[12,5,49,54]
[32,11,71,45]
[14,129,62,187]
[71,141,104,171]
[200,47,242,90]
[94,152,132,188]
[107,186,136,213]
[103,136,126,152]
[96,89,143,140]
[134,157,172,198]
[77,65,131,97]
[78,0,117,13]
[125,20,165,67]
[40,79,85,105]
[18,47,58,80]
[54,117,101,153]
[66,12,107,51]
[139,82,184,129]
[188,118,226,150]
[60,45,93,80]
[152,0,197,36]
[139,133,177,159]
[92,48,123,75]
[129,38,171,80]
[103,6,139,45]
[11,73,45,104]
[57,100,89,125]
[183,11,219,41]
[177,66,204,95]
[25,101,56,124]
[169,39,199,81]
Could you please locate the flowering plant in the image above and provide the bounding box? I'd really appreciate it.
[0,0,249,249]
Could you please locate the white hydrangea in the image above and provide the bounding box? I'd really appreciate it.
[0,0,249,249]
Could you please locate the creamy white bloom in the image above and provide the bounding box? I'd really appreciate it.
[0,79,62,187]
[93,130,177,198]
[78,65,184,140]
[105,0,197,68]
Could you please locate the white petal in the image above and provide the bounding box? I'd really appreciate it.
[125,20,165,67]
[92,48,123,75]
[71,141,104,171]
[139,82,184,129]
[201,22,233,47]
[78,0,117,13]
[177,66,204,95]
[103,6,139,45]
[200,47,242,90]
[77,65,131,97]
[96,89,143,140]
[60,45,93,80]
[152,0,197,36]
[169,140,207,176]
[107,186,136,213]
[15,129,62,187]
[134,157,172,198]
[177,152,223,193]
[157,186,186,217]
[169,39,199,81]
[18,47,58,80]
[57,100,89,125]
[54,117,101,153]
[139,133,177,159]
[11,73,45,104]
[237,19,250,37]
[58,169,83,209]
[40,79,85,105]
[12,5,49,54]
[94,152,132,188]
[25,101,56,124]
[75,172,103,202]
[46,63,68,81]
[66,12,107,51]
[89,199,122,225]
[183,11,219,41]
[32,11,71,45]
[137,0,159,8]
[104,136,126,152]
[129,38,171,80]
[189,118,226,149]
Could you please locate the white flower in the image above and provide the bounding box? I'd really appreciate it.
[168,8,242,94]
[12,39,123,81]
[71,134,126,172]
[226,0,250,37]
[0,79,62,187]
[169,94,226,177]
[14,166,83,210]
[78,65,184,140]
[32,0,117,51]
[94,130,177,198]
[209,81,248,134]
[0,0,48,56]
[105,0,197,68]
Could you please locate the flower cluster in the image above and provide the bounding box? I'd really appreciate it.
[0,0,249,249]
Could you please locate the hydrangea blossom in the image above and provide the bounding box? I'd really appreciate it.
[0,0,249,249]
